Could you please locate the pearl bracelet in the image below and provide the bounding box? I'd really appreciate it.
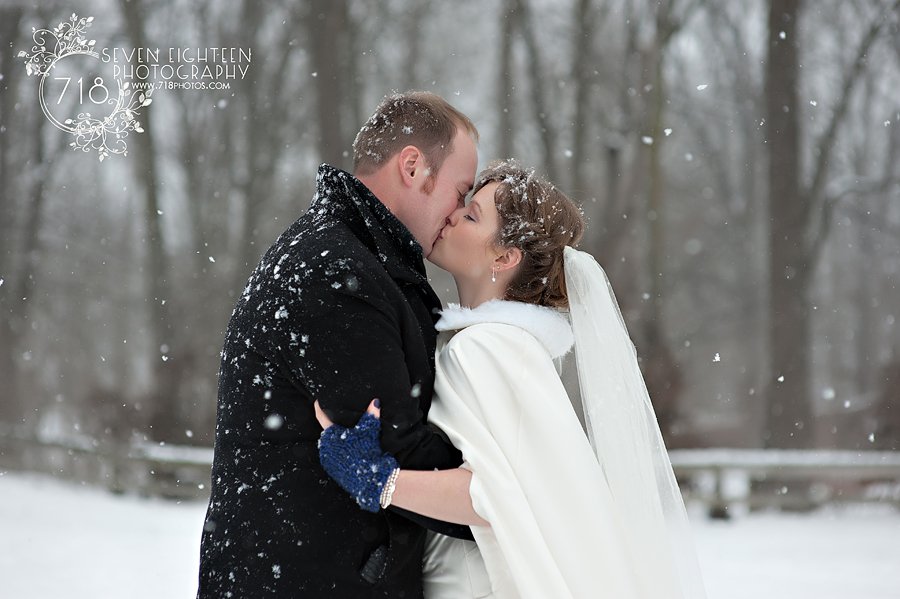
[379,467,400,509]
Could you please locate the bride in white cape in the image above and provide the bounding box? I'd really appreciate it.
[316,161,707,599]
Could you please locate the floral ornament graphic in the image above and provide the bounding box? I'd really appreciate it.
[18,13,152,161]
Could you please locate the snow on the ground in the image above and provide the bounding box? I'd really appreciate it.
[1,472,203,599]
[1,471,898,599]
[697,507,900,599]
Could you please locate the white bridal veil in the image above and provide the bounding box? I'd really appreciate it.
[563,246,707,599]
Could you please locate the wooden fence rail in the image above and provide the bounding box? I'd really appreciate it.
[669,448,900,517]
[3,433,900,515]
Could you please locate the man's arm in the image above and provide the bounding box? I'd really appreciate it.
[274,256,463,471]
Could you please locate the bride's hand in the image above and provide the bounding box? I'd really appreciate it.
[313,399,381,430]
[316,398,395,513]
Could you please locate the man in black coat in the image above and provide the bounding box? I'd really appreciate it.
[197,92,479,598]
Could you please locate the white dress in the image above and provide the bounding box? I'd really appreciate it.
[421,300,644,599]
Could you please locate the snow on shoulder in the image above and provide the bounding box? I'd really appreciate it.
[435,299,574,359]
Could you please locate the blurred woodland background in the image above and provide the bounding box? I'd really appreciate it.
[1,0,899,468]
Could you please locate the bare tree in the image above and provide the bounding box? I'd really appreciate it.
[764,0,900,449]
[496,0,516,161]
[0,6,27,433]
[569,0,609,197]
[0,6,68,434]
[515,0,559,184]
[118,0,179,441]
[307,0,352,169]
[639,0,705,438]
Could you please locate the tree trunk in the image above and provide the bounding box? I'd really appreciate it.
[497,0,516,161]
[515,0,558,183]
[642,22,681,441]
[570,0,596,196]
[119,0,179,441]
[307,0,350,169]
[764,0,811,449]
[0,7,26,432]
[401,2,428,91]
[852,73,878,403]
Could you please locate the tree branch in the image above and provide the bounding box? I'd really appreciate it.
[806,174,899,274]
[515,0,559,183]
[804,0,900,244]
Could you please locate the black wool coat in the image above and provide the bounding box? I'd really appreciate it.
[197,164,471,599]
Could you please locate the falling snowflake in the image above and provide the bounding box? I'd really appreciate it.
[264,414,284,431]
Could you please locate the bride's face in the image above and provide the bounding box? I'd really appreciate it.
[429,181,504,281]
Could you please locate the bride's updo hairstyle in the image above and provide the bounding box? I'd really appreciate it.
[473,160,585,308]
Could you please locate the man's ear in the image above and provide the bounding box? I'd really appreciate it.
[494,247,523,274]
[397,145,423,188]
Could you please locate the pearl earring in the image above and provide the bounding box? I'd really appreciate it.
[491,269,497,283]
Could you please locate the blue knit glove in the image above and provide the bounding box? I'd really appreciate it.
[317,412,399,513]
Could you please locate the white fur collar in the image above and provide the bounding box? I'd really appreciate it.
[435,299,574,359]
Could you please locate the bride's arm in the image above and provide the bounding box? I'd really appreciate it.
[390,468,489,527]
[314,399,489,527]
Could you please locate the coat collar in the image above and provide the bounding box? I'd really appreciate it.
[435,299,574,359]
[309,164,427,286]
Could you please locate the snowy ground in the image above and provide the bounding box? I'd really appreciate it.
[1,471,898,599]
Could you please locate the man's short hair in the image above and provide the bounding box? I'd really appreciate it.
[352,91,479,178]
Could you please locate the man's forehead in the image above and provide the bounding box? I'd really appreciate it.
[444,128,477,186]
[454,128,478,164]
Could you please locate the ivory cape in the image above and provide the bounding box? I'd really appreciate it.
[425,300,643,599]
